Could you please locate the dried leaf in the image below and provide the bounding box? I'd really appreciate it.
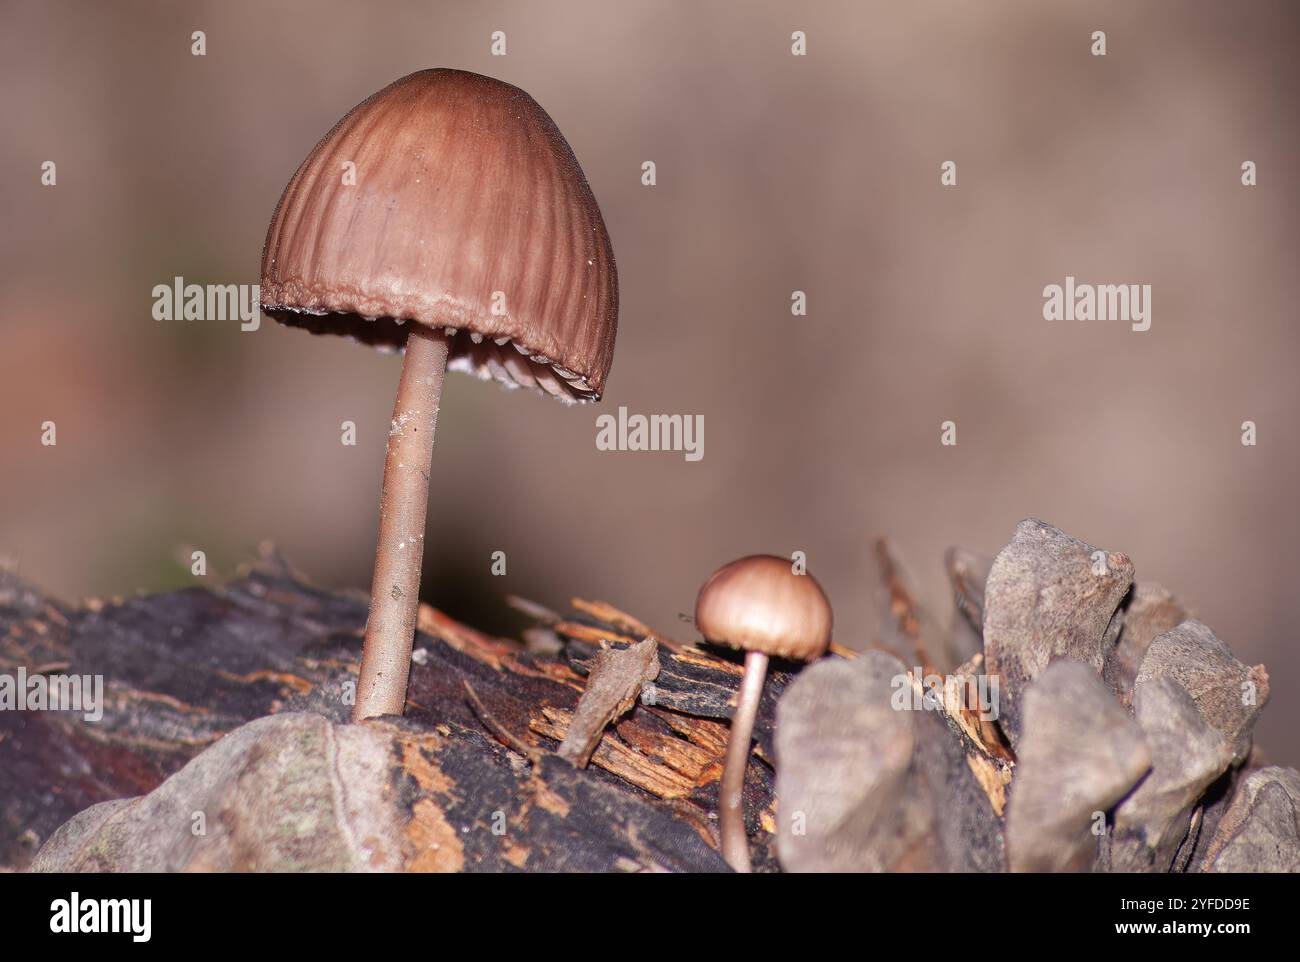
[983,518,1134,749]
[1197,767,1300,873]
[774,652,920,872]
[1110,676,1233,871]
[1005,661,1150,872]
[1103,582,1190,708]
[1135,620,1268,765]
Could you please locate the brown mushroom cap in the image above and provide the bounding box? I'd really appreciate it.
[260,68,617,402]
[694,555,833,661]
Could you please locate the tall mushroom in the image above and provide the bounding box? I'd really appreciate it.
[694,555,833,872]
[260,69,617,721]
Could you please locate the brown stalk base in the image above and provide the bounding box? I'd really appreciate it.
[353,325,450,721]
[720,649,769,872]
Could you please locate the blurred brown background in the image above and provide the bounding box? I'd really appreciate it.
[2,1,1297,764]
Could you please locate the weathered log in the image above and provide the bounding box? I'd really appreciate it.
[7,517,1297,873]
[0,556,789,871]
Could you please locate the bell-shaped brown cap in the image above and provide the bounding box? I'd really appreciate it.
[260,69,617,403]
[694,555,833,661]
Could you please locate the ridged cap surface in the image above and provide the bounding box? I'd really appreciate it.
[261,69,617,402]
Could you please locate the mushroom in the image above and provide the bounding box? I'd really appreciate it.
[694,554,833,872]
[260,69,617,721]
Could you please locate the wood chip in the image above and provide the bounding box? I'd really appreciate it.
[556,639,660,767]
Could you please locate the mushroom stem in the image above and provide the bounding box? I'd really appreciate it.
[353,325,450,722]
[720,649,769,872]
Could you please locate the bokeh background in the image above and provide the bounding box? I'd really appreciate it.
[2,1,1297,764]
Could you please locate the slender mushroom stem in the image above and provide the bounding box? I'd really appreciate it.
[720,649,769,872]
[353,324,450,721]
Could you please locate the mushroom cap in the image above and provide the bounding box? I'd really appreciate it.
[260,68,617,403]
[694,555,833,661]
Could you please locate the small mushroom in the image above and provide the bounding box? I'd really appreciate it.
[694,555,833,872]
[260,69,617,721]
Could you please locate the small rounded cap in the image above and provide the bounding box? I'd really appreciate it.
[694,555,833,661]
[261,69,617,403]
